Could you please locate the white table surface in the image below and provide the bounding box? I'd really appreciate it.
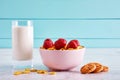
[0,48,120,80]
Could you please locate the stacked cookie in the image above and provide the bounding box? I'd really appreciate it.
[80,62,109,74]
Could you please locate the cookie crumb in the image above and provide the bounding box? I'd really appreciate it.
[22,70,30,74]
[30,68,37,72]
[37,70,48,74]
[49,72,56,75]
[13,71,22,75]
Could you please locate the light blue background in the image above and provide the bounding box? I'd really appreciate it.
[0,0,120,48]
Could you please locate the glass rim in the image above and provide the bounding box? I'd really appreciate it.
[12,20,33,26]
[12,20,33,22]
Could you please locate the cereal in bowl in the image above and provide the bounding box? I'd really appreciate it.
[40,38,84,50]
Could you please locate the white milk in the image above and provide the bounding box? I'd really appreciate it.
[12,26,33,61]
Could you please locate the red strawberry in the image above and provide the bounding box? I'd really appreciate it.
[43,38,53,49]
[54,38,67,50]
[71,40,80,46]
[67,40,78,49]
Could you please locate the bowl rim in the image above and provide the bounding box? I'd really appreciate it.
[39,47,85,51]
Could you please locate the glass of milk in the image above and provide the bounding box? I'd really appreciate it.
[12,20,33,70]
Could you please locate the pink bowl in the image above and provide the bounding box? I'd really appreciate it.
[39,48,85,70]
